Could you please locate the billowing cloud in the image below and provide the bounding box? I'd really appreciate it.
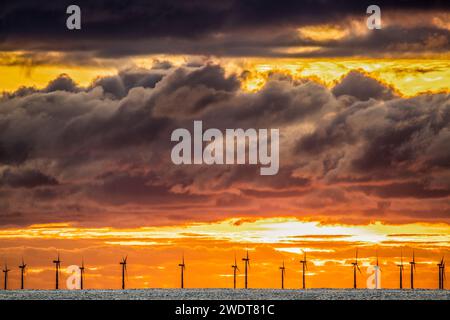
[0,63,449,227]
[332,70,397,100]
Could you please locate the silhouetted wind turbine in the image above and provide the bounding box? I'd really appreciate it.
[2,262,10,290]
[442,259,446,290]
[53,254,61,289]
[397,250,404,289]
[19,258,27,289]
[242,251,250,289]
[231,255,239,289]
[120,256,127,289]
[79,259,85,290]
[437,256,445,290]
[279,261,286,289]
[351,249,361,289]
[410,251,416,289]
[374,250,381,289]
[300,251,308,289]
[179,254,186,289]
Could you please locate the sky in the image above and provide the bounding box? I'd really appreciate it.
[0,0,449,290]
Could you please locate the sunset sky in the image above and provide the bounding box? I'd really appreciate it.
[0,0,449,290]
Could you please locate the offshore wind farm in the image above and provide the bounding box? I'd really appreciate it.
[0,250,448,299]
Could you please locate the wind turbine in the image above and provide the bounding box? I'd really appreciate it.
[442,259,446,290]
[120,256,127,290]
[52,253,61,290]
[19,258,27,289]
[279,261,286,289]
[300,251,308,289]
[374,250,381,289]
[2,262,10,290]
[179,254,186,289]
[397,250,404,289]
[242,251,250,289]
[351,249,361,289]
[409,251,416,289]
[437,256,445,290]
[79,259,85,290]
[231,255,239,289]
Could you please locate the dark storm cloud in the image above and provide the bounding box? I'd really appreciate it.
[0,168,58,188]
[296,88,450,180]
[0,64,449,226]
[89,171,208,206]
[352,182,450,199]
[294,26,450,58]
[89,69,165,99]
[0,1,448,58]
[332,70,397,100]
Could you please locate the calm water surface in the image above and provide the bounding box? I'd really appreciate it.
[0,289,449,300]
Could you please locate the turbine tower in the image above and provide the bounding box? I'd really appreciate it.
[2,262,10,290]
[438,257,445,290]
[120,256,127,290]
[374,250,381,289]
[52,254,61,290]
[79,259,85,290]
[231,255,239,289]
[178,254,186,289]
[300,251,308,289]
[409,251,416,289]
[397,250,404,289]
[242,251,250,289]
[351,249,361,289]
[279,261,286,289]
[19,258,27,290]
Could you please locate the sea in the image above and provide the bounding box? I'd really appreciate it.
[0,289,449,300]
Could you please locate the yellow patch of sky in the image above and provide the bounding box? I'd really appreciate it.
[0,64,115,92]
[1,51,449,98]
[237,58,450,96]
